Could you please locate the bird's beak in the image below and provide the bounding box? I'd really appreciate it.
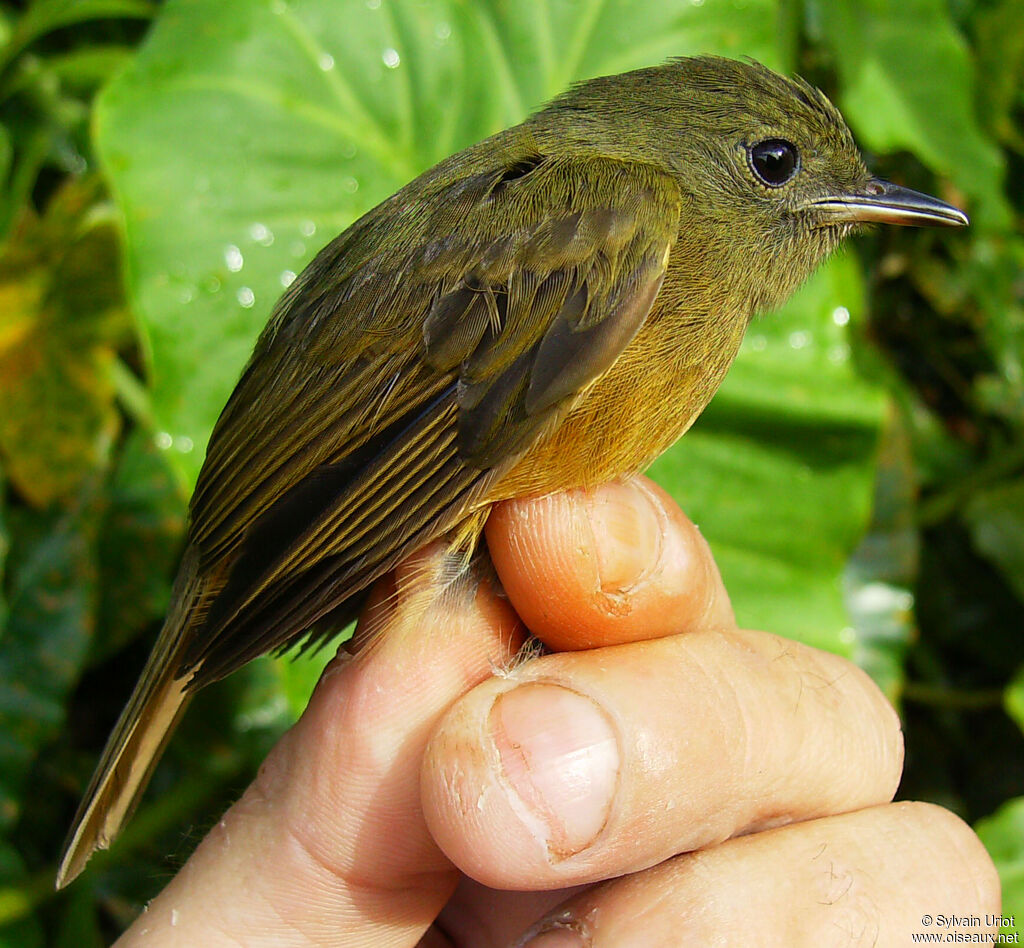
[809,178,969,228]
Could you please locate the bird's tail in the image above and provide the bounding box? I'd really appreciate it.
[55,555,204,889]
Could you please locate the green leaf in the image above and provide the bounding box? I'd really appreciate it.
[43,46,135,94]
[0,0,154,71]
[975,797,1024,936]
[810,0,1010,230]
[964,478,1024,603]
[973,0,1024,154]
[0,124,10,190]
[1007,666,1024,736]
[0,841,43,948]
[231,641,347,741]
[461,0,786,108]
[231,652,323,734]
[52,884,104,948]
[651,250,887,654]
[967,236,1024,427]
[94,429,187,661]
[0,468,8,637]
[844,409,918,699]
[95,0,782,487]
[0,489,100,832]
[275,639,343,720]
[0,126,48,245]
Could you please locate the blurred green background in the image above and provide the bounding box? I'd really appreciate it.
[0,0,1021,941]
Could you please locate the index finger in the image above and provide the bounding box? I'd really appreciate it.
[485,475,735,650]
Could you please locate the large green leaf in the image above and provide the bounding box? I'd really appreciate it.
[94,0,781,489]
[808,0,1009,230]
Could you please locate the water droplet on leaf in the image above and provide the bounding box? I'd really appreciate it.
[828,345,850,364]
[249,222,274,246]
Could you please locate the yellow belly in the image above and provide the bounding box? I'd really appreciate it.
[486,302,749,501]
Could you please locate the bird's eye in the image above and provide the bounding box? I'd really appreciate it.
[748,139,800,187]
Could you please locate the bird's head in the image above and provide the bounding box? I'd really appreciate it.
[536,56,967,313]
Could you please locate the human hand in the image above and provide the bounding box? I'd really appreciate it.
[117,476,998,946]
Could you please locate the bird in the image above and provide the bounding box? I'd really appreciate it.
[56,55,967,888]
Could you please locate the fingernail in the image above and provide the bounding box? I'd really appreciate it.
[491,683,619,857]
[521,929,586,948]
[581,479,663,594]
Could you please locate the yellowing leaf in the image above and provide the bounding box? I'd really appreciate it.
[0,178,129,506]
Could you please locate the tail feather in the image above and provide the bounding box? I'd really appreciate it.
[56,554,204,889]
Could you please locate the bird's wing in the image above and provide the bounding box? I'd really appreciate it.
[183,154,680,684]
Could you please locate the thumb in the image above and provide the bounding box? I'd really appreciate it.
[117,543,523,948]
[486,475,735,650]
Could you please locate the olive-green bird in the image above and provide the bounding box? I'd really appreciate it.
[56,56,967,887]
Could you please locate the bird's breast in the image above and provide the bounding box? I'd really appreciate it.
[485,299,750,501]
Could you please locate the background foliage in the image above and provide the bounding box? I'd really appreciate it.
[0,0,1021,941]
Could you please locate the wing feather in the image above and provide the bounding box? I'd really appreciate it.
[181,154,681,684]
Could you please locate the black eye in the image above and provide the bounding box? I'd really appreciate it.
[748,139,800,187]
